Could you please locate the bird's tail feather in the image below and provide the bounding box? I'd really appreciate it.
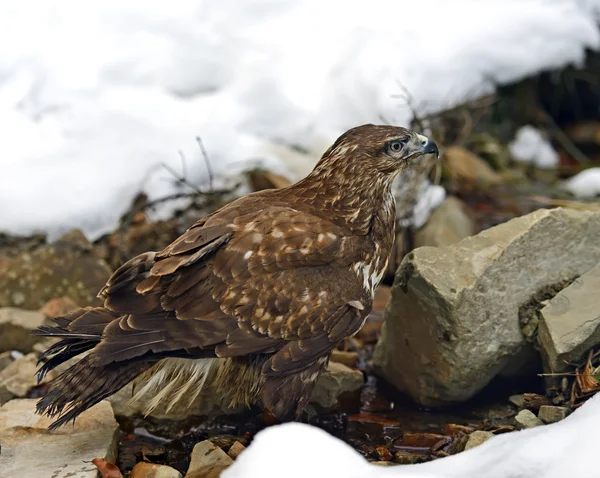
[33,306,151,429]
[36,355,150,430]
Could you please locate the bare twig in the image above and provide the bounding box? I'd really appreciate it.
[196,136,214,192]
[540,111,591,165]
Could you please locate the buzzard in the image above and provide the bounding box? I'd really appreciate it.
[34,124,438,429]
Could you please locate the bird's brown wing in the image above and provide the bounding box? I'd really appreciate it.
[88,205,370,373]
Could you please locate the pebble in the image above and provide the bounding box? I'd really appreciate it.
[538,405,571,424]
[186,441,233,478]
[514,409,544,429]
[464,431,494,450]
[129,462,183,478]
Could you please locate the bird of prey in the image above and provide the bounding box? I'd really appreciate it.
[34,124,439,429]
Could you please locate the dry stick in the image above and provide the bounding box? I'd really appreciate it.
[541,111,591,165]
[196,136,215,193]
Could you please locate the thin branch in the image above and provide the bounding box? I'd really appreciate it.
[196,136,214,192]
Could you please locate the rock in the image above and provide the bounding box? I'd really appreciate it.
[310,362,364,409]
[0,351,18,372]
[443,146,502,186]
[0,229,112,309]
[0,308,47,353]
[538,405,571,424]
[227,441,246,460]
[0,399,119,478]
[373,208,600,406]
[0,353,39,404]
[330,350,359,368]
[129,462,183,478]
[186,441,233,478]
[538,264,600,373]
[39,296,80,318]
[509,394,525,408]
[413,196,475,248]
[514,409,544,429]
[464,431,494,450]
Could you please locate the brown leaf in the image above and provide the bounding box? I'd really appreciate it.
[92,458,123,478]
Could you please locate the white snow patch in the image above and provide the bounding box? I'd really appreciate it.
[508,126,560,169]
[562,167,600,198]
[223,393,600,478]
[2,0,600,238]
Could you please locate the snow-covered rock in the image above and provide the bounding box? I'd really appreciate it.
[508,126,560,168]
[2,0,600,239]
[563,167,600,198]
[223,393,600,478]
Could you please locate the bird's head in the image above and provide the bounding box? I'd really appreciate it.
[313,124,439,179]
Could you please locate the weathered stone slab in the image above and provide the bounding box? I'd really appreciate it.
[0,308,47,353]
[373,208,600,406]
[0,399,119,478]
[538,264,600,372]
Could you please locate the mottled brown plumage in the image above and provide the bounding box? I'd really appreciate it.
[34,124,438,429]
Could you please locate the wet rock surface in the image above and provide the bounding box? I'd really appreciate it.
[310,362,364,409]
[0,399,119,478]
[373,208,600,407]
[0,230,112,309]
[538,263,600,373]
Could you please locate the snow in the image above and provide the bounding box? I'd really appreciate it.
[508,126,560,169]
[223,393,600,478]
[2,0,600,239]
[562,167,600,198]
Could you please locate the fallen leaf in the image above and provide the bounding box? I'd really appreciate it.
[92,458,123,478]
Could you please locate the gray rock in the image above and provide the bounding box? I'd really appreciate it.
[514,409,544,429]
[509,394,525,408]
[186,441,233,478]
[464,430,494,450]
[0,229,112,309]
[538,264,600,373]
[0,351,17,372]
[310,362,364,409]
[413,196,475,248]
[0,308,47,353]
[0,399,119,478]
[0,353,39,405]
[538,405,571,424]
[373,208,600,406]
[129,462,183,478]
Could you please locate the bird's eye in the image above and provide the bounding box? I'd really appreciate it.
[388,139,407,154]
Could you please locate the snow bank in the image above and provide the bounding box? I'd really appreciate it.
[563,167,600,197]
[2,0,600,238]
[508,126,560,168]
[223,393,600,478]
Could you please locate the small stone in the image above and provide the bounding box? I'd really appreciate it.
[0,308,47,353]
[310,361,364,409]
[443,146,503,185]
[39,296,79,318]
[186,441,233,478]
[330,350,359,368]
[538,405,571,424]
[414,196,475,249]
[128,462,182,478]
[514,409,544,429]
[0,399,118,478]
[227,441,246,460]
[0,353,39,404]
[0,351,15,372]
[464,431,494,450]
[509,394,525,408]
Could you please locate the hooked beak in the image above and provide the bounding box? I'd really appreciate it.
[409,133,440,159]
